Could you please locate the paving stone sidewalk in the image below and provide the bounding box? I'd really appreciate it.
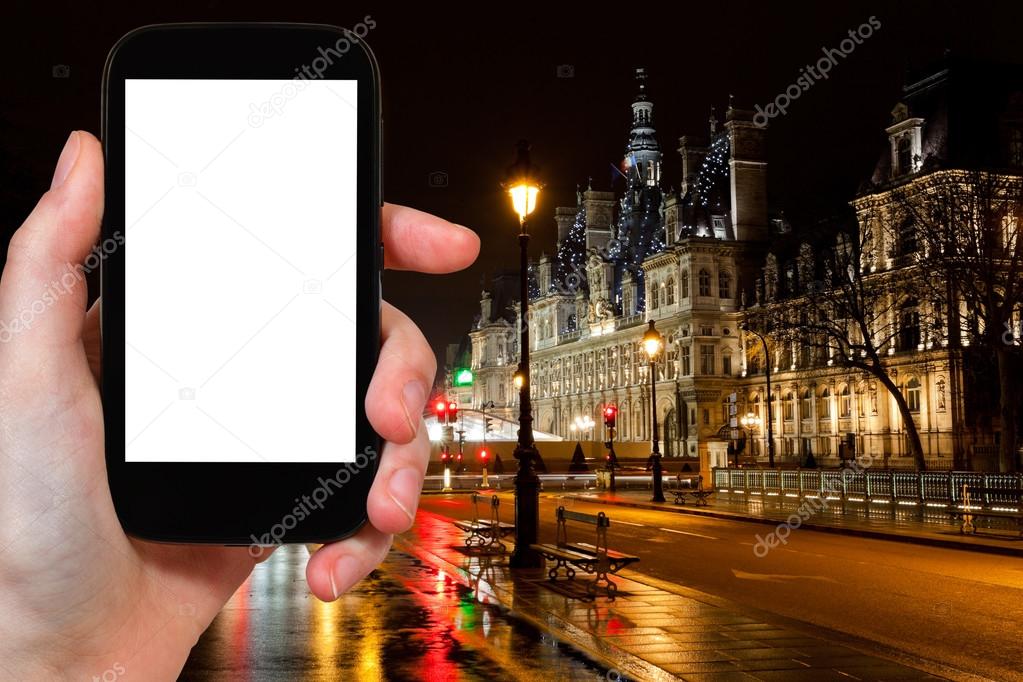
[397,511,952,682]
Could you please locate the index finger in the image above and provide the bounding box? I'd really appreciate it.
[382,203,479,273]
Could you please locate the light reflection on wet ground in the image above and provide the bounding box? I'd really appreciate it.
[180,546,613,681]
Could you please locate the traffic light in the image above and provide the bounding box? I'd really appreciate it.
[478,447,489,464]
[447,401,458,422]
[434,400,448,423]
[603,404,617,428]
[440,449,450,464]
[484,416,494,436]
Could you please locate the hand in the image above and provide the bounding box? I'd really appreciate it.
[0,131,478,680]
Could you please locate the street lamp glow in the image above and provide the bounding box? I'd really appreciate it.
[507,182,540,220]
[642,320,664,360]
[513,370,525,390]
[502,140,542,227]
[572,415,595,432]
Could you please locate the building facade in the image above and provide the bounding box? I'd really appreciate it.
[458,60,1022,470]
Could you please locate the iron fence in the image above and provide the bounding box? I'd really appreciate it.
[712,467,1023,510]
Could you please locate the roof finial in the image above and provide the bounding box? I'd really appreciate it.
[634,67,648,100]
[709,104,717,135]
[587,175,593,190]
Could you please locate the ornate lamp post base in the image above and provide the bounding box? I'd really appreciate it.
[510,445,542,568]
[650,453,665,502]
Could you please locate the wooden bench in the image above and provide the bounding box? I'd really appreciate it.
[948,485,1023,538]
[530,506,639,598]
[673,474,712,506]
[453,492,514,554]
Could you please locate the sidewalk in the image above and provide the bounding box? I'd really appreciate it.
[397,511,954,681]
[558,489,1023,557]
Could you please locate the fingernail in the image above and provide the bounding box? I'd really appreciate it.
[401,380,427,438]
[388,467,421,526]
[330,555,360,600]
[51,131,80,190]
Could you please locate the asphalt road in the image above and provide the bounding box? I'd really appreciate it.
[418,492,1023,681]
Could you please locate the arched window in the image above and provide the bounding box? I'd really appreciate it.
[680,270,690,299]
[897,135,912,175]
[719,270,732,299]
[666,277,676,305]
[906,377,921,413]
[819,387,831,419]
[800,389,812,420]
[649,281,659,309]
[783,392,795,421]
[839,384,852,418]
[752,393,761,418]
[698,269,711,297]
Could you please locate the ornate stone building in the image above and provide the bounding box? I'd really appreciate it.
[459,59,1023,470]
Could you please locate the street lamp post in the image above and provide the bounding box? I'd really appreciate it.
[504,140,543,569]
[642,320,666,502]
[742,324,776,468]
[739,412,762,467]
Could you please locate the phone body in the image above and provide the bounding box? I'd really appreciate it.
[101,23,382,544]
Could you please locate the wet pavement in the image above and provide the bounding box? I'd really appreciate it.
[419,492,1023,680]
[399,511,949,681]
[180,545,613,681]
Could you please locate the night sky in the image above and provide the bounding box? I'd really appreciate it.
[3,1,1023,375]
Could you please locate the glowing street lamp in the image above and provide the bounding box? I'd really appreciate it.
[642,320,665,502]
[503,140,544,569]
[740,322,775,467]
[740,412,762,466]
[570,415,596,433]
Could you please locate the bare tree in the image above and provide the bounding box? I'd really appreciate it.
[746,224,928,470]
[894,170,1023,472]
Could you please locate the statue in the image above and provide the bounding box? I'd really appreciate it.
[936,376,946,411]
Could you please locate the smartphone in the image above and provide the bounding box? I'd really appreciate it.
[101,23,382,544]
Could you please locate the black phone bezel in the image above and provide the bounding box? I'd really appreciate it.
[101,23,382,544]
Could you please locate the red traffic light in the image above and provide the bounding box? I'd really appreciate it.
[478,447,489,461]
[447,401,458,421]
[603,404,617,427]
[440,450,449,462]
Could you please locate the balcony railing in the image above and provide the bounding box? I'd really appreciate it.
[617,314,644,330]
[712,467,1023,509]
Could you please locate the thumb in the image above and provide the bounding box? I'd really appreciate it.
[0,131,105,355]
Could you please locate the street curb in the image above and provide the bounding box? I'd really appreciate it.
[558,493,1023,558]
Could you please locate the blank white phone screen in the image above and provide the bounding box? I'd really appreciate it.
[124,79,357,463]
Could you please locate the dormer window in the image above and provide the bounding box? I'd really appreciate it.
[712,216,727,239]
[896,136,912,175]
[886,104,924,178]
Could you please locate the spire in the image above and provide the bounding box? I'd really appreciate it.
[625,67,661,188]
[631,68,652,128]
[634,67,649,102]
[709,105,718,135]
